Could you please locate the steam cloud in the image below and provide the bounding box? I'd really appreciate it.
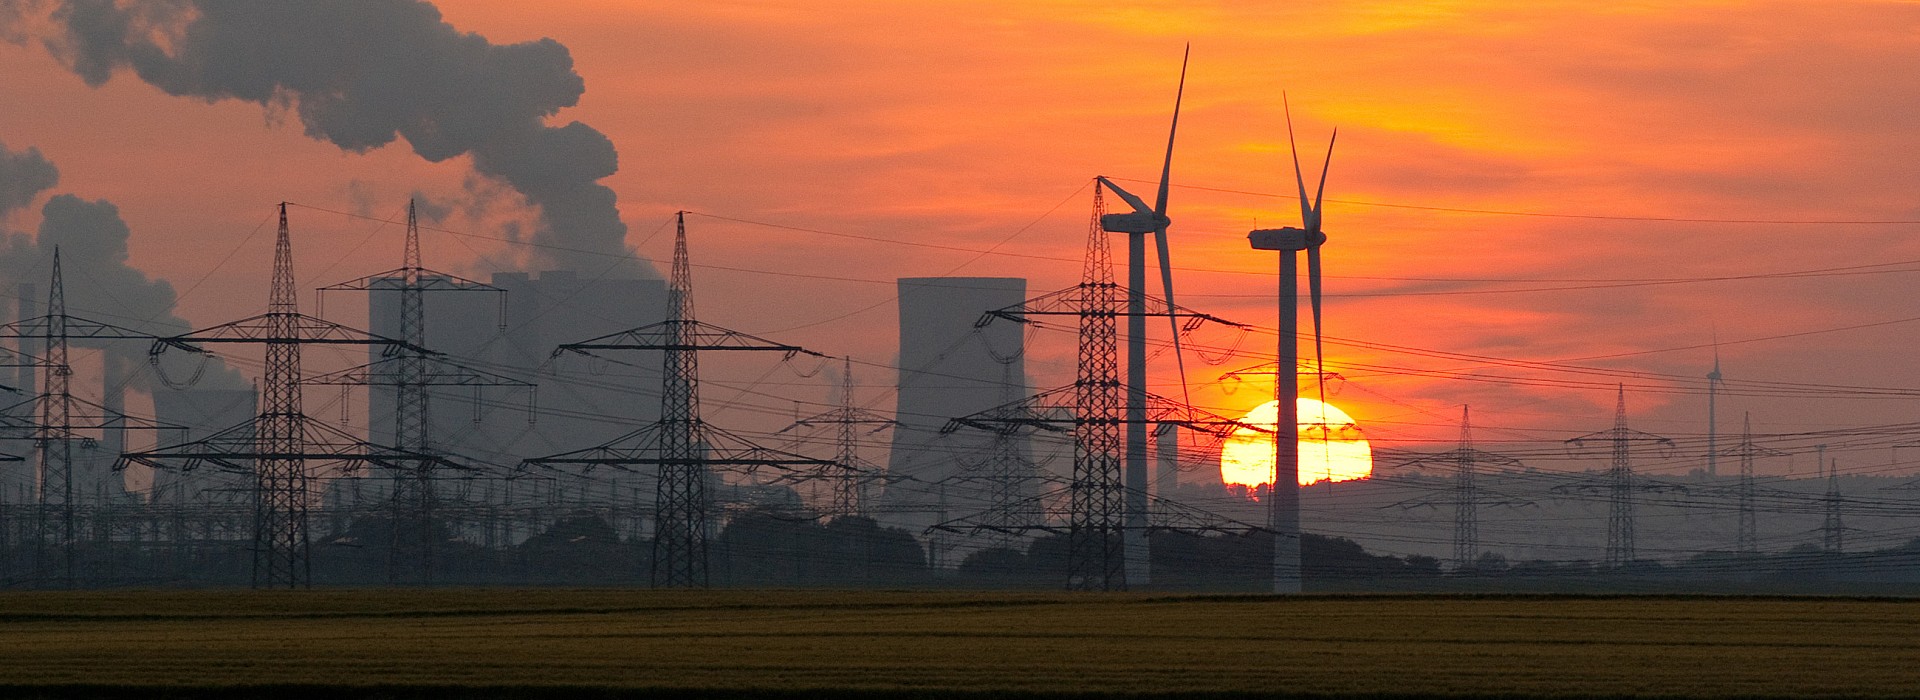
[0,139,246,390]
[8,0,657,278]
[0,139,58,217]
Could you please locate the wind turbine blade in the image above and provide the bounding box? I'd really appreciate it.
[1095,176,1155,215]
[1154,44,1189,218]
[1308,243,1326,416]
[1284,94,1312,228]
[1310,129,1337,232]
[1156,225,1190,410]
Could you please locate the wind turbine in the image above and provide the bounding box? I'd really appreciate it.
[1247,95,1336,594]
[1092,45,1190,587]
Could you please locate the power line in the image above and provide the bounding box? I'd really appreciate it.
[1108,176,1920,225]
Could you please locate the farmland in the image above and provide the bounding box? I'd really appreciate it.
[0,590,1916,698]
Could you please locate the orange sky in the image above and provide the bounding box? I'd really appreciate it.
[4,1,1920,477]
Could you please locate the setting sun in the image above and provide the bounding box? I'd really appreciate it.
[1220,398,1373,489]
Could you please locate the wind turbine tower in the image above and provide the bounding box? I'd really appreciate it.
[1707,350,1723,477]
[1822,448,1844,554]
[1246,97,1337,594]
[1092,46,1192,588]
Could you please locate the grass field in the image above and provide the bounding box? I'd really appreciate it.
[0,589,1917,698]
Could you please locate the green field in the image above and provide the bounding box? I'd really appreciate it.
[0,589,1916,698]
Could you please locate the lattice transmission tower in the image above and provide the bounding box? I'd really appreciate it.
[1444,406,1524,568]
[526,213,830,588]
[124,204,446,589]
[1565,385,1674,568]
[0,249,172,586]
[1385,405,1527,571]
[311,200,528,584]
[940,183,1249,591]
[1726,412,1781,555]
[780,356,898,518]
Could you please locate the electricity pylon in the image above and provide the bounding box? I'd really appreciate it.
[312,200,526,584]
[779,356,898,518]
[978,361,1040,546]
[0,249,174,587]
[1723,412,1781,555]
[1385,406,1529,570]
[1564,385,1675,568]
[525,212,831,588]
[942,183,1247,591]
[123,204,447,589]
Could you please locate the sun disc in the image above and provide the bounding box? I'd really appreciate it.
[1219,398,1372,490]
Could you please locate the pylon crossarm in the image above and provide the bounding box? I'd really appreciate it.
[522,420,835,473]
[555,320,827,356]
[976,283,1243,330]
[941,472,1060,489]
[0,344,48,369]
[940,385,1079,435]
[1221,362,1344,383]
[1718,443,1789,458]
[1549,476,1690,495]
[0,424,92,443]
[1385,447,1524,472]
[940,384,1250,436]
[782,408,898,432]
[301,355,534,388]
[767,456,886,485]
[925,485,1066,536]
[319,267,502,293]
[0,393,183,434]
[1140,486,1270,535]
[1140,392,1259,437]
[153,313,430,353]
[0,314,165,341]
[1387,488,1534,510]
[1566,429,1676,448]
[117,413,458,475]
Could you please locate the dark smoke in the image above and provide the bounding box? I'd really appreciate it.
[0,140,246,390]
[0,138,59,216]
[10,0,657,278]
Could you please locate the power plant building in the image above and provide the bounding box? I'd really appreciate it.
[362,270,668,526]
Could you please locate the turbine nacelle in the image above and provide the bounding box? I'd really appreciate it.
[1100,212,1170,235]
[1248,227,1327,252]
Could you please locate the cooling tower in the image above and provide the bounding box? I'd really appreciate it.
[881,277,1030,539]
